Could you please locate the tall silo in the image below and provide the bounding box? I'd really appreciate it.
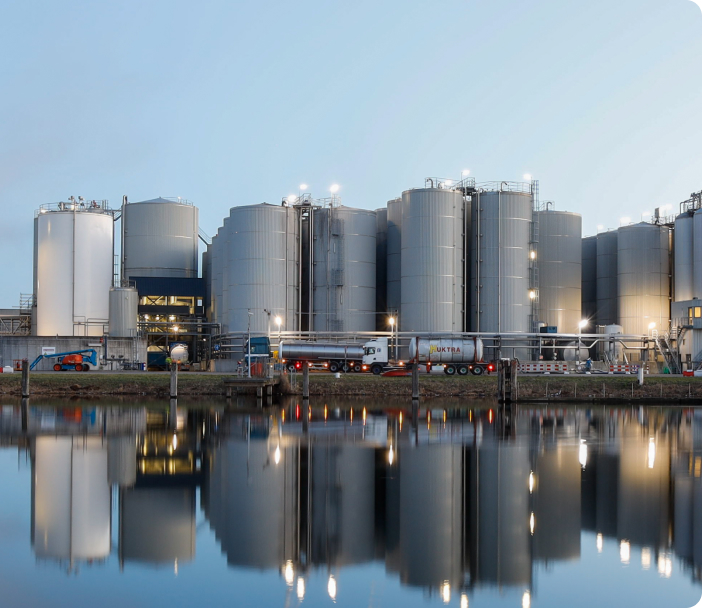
[596,230,619,326]
[536,210,582,333]
[376,208,388,330]
[225,204,299,333]
[386,198,402,321]
[313,206,376,332]
[122,197,198,281]
[675,212,694,302]
[207,229,223,326]
[471,185,533,334]
[35,203,114,336]
[108,286,138,337]
[582,236,597,325]
[401,188,465,333]
[693,210,702,300]
[617,222,670,337]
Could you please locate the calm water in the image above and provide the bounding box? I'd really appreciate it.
[0,398,700,608]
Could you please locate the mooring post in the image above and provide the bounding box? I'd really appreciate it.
[411,363,420,400]
[21,397,29,433]
[411,398,419,428]
[303,365,310,399]
[170,363,178,399]
[21,359,29,398]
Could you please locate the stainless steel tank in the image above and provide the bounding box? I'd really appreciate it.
[312,206,376,332]
[596,230,618,326]
[692,210,702,300]
[35,203,114,336]
[109,286,138,337]
[409,337,483,363]
[375,207,388,329]
[581,236,597,324]
[279,341,365,361]
[617,222,670,337]
[225,204,299,333]
[471,186,532,334]
[536,210,582,333]
[386,198,402,321]
[122,197,198,280]
[401,188,465,333]
[675,212,694,302]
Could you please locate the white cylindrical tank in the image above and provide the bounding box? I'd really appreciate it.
[693,209,702,300]
[675,212,694,302]
[36,203,114,336]
[122,197,198,280]
[602,324,624,362]
[409,337,483,363]
[109,287,138,337]
[376,207,388,329]
[581,236,598,324]
[617,222,671,337]
[107,436,137,487]
[401,188,465,333]
[170,344,188,362]
[596,230,618,326]
[386,198,403,320]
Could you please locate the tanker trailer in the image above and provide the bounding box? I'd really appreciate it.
[279,341,367,373]
[408,337,491,376]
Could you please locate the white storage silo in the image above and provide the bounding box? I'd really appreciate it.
[313,206,377,332]
[109,286,138,337]
[596,230,619,326]
[376,207,388,329]
[471,186,532,334]
[386,198,402,320]
[36,203,114,336]
[675,212,694,302]
[581,236,598,325]
[536,209,582,333]
[122,197,198,280]
[401,188,465,333]
[693,209,702,300]
[617,222,671,337]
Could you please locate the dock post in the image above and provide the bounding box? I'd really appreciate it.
[21,359,30,398]
[411,363,420,400]
[170,363,178,399]
[303,365,310,399]
[21,397,29,433]
[411,398,419,428]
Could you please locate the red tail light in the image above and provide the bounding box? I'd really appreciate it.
[295,361,302,369]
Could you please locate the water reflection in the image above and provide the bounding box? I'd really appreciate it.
[0,400,700,603]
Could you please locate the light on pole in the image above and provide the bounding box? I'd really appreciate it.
[388,315,396,361]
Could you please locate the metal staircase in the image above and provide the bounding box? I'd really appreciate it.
[652,329,681,374]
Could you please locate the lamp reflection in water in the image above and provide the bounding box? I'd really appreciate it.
[522,590,531,608]
[388,444,394,466]
[296,577,305,600]
[460,594,469,608]
[328,574,337,601]
[579,440,588,468]
[620,540,631,564]
[596,534,603,553]
[648,438,656,469]
[283,560,294,585]
[441,581,450,604]
[528,471,535,494]
[274,445,281,465]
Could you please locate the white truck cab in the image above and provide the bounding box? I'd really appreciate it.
[362,338,391,374]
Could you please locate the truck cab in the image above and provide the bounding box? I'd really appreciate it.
[362,338,391,375]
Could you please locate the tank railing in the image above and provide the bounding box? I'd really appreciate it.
[36,200,111,216]
[422,177,470,190]
[476,181,532,194]
[137,196,193,205]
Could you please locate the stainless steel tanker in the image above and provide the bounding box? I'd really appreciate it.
[409,337,490,375]
[279,341,366,373]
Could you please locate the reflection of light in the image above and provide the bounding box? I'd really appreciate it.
[579,440,588,468]
[174,558,178,576]
[648,438,656,469]
[328,575,337,601]
[399,412,403,431]
[297,577,305,600]
[658,554,673,578]
[330,184,340,194]
[620,540,631,564]
[172,434,178,450]
[284,561,294,585]
[529,471,535,494]
[641,547,651,570]
[362,408,367,424]
[274,445,281,465]
[460,594,469,608]
[441,581,450,604]
[522,591,531,608]
[530,512,535,535]
[488,409,494,423]
[596,533,603,553]
[388,445,394,466]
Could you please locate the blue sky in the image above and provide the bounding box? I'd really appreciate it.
[1,0,701,305]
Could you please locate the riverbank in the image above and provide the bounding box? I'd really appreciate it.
[1,371,702,403]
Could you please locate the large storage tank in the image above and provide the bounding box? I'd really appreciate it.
[375,208,388,330]
[617,222,671,337]
[36,203,114,336]
[401,188,465,333]
[536,210,582,333]
[109,287,138,337]
[693,210,702,300]
[313,206,376,332]
[675,212,694,302]
[386,198,402,320]
[224,204,299,333]
[581,236,598,325]
[122,197,198,280]
[471,186,532,333]
[596,230,619,326]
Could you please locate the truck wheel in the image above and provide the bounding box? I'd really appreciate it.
[445,365,456,376]
[471,365,484,376]
[82,364,90,372]
[353,362,362,373]
[54,363,62,371]
[458,365,468,375]
[329,362,339,373]
[371,364,383,375]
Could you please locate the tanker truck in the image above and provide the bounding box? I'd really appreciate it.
[280,339,387,373]
[408,337,491,376]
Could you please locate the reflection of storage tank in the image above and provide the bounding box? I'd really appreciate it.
[394,445,463,588]
[122,197,198,280]
[596,231,618,326]
[536,210,582,332]
[309,445,375,566]
[107,436,137,487]
[313,206,376,332]
[376,208,388,330]
[386,198,402,320]
[471,186,532,334]
[675,212,694,302]
[223,204,298,333]
[204,440,298,568]
[582,236,597,324]
[617,223,670,337]
[32,436,111,561]
[35,203,114,336]
[109,287,138,337]
[401,188,465,333]
[120,488,195,565]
